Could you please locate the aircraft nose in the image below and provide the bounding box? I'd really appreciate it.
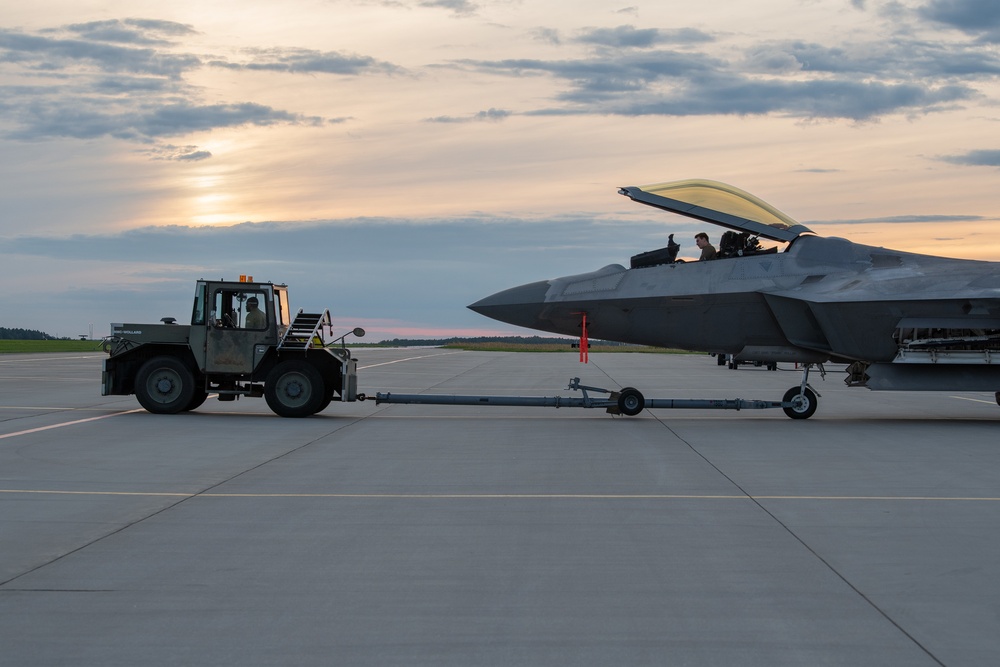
[468,280,551,329]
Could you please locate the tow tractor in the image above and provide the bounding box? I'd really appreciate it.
[102,277,365,417]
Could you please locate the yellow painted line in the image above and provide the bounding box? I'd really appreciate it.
[2,489,999,501]
[0,408,146,440]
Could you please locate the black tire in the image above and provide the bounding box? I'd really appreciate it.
[782,386,818,420]
[617,387,645,417]
[135,356,196,414]
[183,389,209,412]
[264,360,325,417]
[716,354,726,366]
[314,384,335,414]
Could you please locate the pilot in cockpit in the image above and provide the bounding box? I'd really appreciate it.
[695,233,717,261]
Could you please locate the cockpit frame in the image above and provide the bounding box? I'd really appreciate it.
[618,179,813,244]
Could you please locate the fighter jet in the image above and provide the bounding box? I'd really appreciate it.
[469,179,1000,417]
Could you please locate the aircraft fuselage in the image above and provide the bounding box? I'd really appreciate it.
[470,235,1000,365]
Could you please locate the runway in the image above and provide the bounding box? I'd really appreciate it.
[2,349,999,666]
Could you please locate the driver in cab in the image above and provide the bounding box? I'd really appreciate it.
[245,296,266,329]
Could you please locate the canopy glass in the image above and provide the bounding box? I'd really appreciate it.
[619,179,813,243]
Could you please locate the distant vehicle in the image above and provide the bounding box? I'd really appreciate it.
[102,278,364,417]
[716,354,777,371]
[470,179,1000,418]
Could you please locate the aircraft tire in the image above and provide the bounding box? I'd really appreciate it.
[264,360,325,418]
[617,387,645,417]
[135,356,196,414]
[782,387,817,420]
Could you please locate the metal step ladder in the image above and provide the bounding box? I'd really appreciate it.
[278,309,332,350]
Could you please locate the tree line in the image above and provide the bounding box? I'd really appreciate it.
[0,328,56,340]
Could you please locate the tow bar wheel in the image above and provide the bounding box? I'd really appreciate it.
[617,387,646,416]
[782,386,818,420]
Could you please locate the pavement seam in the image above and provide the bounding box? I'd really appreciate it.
[645,410,947,667]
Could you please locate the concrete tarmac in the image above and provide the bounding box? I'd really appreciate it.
[1,349,999,666]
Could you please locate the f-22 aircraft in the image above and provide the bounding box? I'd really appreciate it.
[469,179,1000,418]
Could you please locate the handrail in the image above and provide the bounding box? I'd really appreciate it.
[277,309,332,350]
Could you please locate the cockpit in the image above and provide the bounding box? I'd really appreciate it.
[619,179,813,268]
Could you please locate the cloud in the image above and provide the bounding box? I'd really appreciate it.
[425,107,512,123]
[808,214,988,225]
[2,217,655,266]
[4,100,321,142]
[64,18,197,45]
[460,50,974,120]
[5,212,995,338]
[0,27,201,77]
[442,8,1000,122]
[0,20,405,160]
[208,47,402,76]
[419,0,478,16]
[607,77,970,120]
[920,0,1000,41]
[531,27,561,46]
[938,148,1000,167]
[1,216,670,337]
[460,50,722,97]
[139,143,208,161]
[575,25,714,48]
[743,39,1000,78]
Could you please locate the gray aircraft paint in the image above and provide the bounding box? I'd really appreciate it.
[470,180,1000,393]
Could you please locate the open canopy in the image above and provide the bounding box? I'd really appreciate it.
[618,179,813,243]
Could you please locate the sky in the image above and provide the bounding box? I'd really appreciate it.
[2,0,999,340]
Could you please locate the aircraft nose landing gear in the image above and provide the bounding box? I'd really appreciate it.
[782,363,824,420]
[782,386,818,419]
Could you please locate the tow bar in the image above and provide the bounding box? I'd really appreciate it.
[370,377,814,419]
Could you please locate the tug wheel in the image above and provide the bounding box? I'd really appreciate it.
[135,356,196,414]
[782,387,818,420]
[265,360,325,417]
[184,389,209,412]
[617,387,645,417]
